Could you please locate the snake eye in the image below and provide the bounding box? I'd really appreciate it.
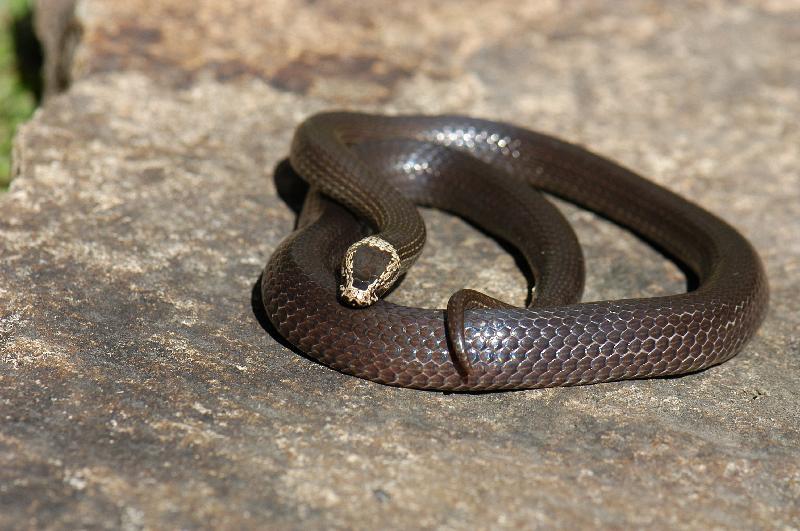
[339,236,401,307]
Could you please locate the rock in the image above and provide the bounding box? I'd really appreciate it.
[33,0,75,98]
[1,0,798,528]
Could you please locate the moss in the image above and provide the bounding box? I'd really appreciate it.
[1,0,40,190]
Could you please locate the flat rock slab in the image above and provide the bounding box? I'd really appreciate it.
[2,0,799,528]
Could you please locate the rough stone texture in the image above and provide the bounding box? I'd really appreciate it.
[2,0,799,528]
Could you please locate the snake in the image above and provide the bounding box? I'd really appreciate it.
[261,112,768,391]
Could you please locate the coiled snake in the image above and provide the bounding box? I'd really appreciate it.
[262,112,768,391]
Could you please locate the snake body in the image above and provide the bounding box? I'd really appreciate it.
[262,112,768,391]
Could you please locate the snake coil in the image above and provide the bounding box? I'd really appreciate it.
[262,112,768,391]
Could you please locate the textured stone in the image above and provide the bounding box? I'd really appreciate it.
[1,0,799,528]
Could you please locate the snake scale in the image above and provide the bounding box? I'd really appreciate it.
[262,112,768,391]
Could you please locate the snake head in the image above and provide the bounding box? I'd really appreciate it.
[339,236,402,307]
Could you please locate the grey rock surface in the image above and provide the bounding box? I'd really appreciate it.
[2,0,799,528]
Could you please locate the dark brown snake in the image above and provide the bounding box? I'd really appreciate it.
[261,112,768,391]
